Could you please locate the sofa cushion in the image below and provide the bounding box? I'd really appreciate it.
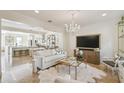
[36,50,53,57]
[45,50,53,56]
[45,54,65,62]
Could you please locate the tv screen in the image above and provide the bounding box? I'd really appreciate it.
[76,35,99,48]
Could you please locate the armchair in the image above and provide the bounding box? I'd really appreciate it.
[102,54,120,74]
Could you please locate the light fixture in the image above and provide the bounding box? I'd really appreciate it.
[34,10,39,14]
[65,11,80,33]
[102,13,107,17]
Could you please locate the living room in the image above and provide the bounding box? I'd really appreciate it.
[0,10,124,83]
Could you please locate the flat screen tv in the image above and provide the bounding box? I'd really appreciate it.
[76,35,99,48]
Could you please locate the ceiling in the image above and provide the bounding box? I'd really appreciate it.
[1,10,124,28]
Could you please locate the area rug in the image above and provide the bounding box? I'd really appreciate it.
[39,63,107,83]
[1,63,32,83]
[1,63,107,83]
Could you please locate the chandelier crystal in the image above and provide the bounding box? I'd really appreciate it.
[65,12,80,32]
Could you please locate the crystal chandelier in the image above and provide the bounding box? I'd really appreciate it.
[65,11,80,32]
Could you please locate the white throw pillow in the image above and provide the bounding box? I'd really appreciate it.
[55,48,65,55]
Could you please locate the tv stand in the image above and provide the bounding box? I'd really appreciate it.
[80,48,94,51]
[79,48,100,65]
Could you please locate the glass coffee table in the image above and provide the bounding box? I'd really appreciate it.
[57,57,82,80]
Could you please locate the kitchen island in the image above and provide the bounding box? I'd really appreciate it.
[12,47,44,57]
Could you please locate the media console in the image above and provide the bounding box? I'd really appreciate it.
[79,48,100,65]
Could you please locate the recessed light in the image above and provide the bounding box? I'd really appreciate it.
[102,13,107,17]
[34,10,39,14]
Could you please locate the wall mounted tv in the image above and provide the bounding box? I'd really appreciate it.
[76,35,100,48]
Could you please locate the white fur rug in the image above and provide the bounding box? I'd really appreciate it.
[1,63,107,83]
[1,63,32,83]
[39,63,107,83]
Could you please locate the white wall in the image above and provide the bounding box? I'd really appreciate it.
[66,20,118,61]
[0,19,1,82]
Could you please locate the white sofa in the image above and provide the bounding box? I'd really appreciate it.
[34,49,67,71]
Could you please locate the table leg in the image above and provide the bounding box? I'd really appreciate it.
[69,65,70,74]
[84,59,87,68]
[85,63,87,68]
[75,66,77,80]
[32,60,35,73]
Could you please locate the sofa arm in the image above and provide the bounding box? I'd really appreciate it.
[35,56,45,69]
